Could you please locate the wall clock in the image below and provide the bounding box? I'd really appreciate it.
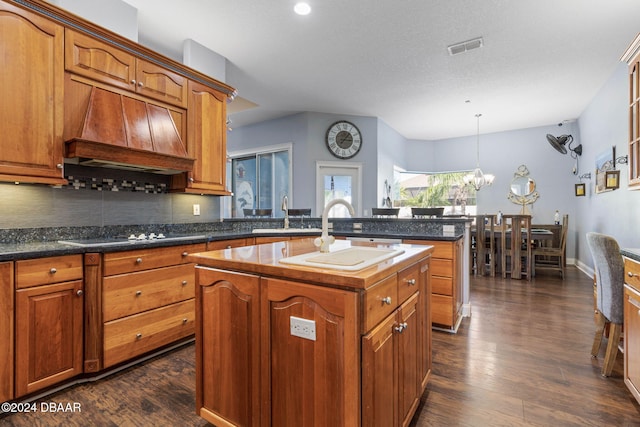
[325,121,362,159]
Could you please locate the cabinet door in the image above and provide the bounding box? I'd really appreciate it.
[172,80,228,194]
[398,293,420,427]
[362,311,397,427]
[136,59,187,108]
[15,280,84,397]
[625,284,640,402]
[264,277,360,427]
[196,267,261,427]
[418,259,431,392]
[64,28,136,91]
[0,2,66,185]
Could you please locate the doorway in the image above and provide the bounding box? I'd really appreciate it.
[315,162,362,217]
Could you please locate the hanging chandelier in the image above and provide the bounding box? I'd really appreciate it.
[464,113,494,191]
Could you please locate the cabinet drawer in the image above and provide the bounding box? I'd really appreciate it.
[16,255,83,289]
[207,238,251,250]
[362,274,398,333]
[103,299,194,368]
[103,264,195,321]
[431,258,453,278]
[432,294,454,326]
[625,258,640,291]
[103,243,205,276]
[429,241,453,259]
[432,276,452,296]
[398,263,420,303]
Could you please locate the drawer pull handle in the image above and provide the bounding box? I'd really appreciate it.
[136,333,142,339]
[381,296,392,305]
[182,318,188,324]
[394,322,408,333]
[136,258,143,264]
[76,290,83,297]
[182,251,189,257]
[135,290,142,297]
[182,280,188,286]
[404,278,416,286]
[50,268,57,274]
[628,272,640,278]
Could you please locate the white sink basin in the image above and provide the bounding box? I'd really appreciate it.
[252,228,322,234]
[279,246,405,271]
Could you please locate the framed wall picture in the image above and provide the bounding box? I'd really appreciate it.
[575,183,586,196]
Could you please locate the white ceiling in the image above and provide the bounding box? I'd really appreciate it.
[122,0,640,140]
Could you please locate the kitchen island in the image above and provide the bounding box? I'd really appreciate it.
[188,237,433,427]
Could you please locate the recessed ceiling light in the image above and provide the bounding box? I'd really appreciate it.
[294,2,311,15]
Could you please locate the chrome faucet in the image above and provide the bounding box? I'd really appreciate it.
[314,198,355,253]
[281,195,289,229]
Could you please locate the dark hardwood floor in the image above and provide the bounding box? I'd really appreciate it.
[2,266,639,426]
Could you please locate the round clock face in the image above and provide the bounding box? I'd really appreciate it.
[325,121,362,159]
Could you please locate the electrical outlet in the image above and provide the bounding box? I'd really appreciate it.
[443,224,455,234]
[193,204,201,216]
[290,316,316,341]
[353,222,362,230]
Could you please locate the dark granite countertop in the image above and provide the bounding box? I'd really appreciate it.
[621,248,640,263]
[0,219,466,262]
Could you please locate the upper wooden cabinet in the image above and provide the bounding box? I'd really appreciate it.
[623,33,640,189]
[65,29,187,108]
[171,80,230,195]
[0,1,67,185]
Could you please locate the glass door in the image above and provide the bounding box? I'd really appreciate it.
[315,162,362,217]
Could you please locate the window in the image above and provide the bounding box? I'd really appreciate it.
[394,170,476,217]
[229,145,291,218]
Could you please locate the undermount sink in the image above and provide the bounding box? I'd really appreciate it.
[279,246,405,271]
[252,228,322,234]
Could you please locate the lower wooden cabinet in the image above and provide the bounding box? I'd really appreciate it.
[0,262,14,403]
[624,257,640,404]
[14,255,84,397]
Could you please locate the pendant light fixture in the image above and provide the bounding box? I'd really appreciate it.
[464,113,494,191]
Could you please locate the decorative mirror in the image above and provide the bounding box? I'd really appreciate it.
[507,165,539,214]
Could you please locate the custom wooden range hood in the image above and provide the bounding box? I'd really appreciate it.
[65,87,194,174]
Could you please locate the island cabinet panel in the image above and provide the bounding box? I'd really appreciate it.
[624,257,640,404]
[14,254,84,397]
[263,278,360,427]
[196,267,261,427]
[0,262,14,403]
[0,1,67,185]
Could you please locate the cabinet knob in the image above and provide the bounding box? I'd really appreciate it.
[130,79,136,85]
[136,333,142,339]
[135,290,142,297]
[49,267,57,274]
[189,177,195,183]
[404,278,416,286]
[56,163,63,169]
[76,290,83,297]
[628,271,639,278]
[381,296,392,305]
[182,318,188,324]
[136,258,143,264]
[182,251,189,257]
[137,81,143,87]
[182,280,188,286]
[226,245,232,249]
[394,322,408,333]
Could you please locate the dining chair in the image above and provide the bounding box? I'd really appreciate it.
[472,214,497,276]
[371,208,399,217]
[500,214,532,280]
[411,207,444,218]
[586,232,624,376]
[243,208,272,218]
[532,214,568,278]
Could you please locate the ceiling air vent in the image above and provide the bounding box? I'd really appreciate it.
[447,37,484,56]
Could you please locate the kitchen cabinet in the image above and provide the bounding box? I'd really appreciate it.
[624,257,640,404]
[623,34,640,189]
[0,262,14,403]
[207,238,254,250]
[100,243,204,368]
[65,29,187,108]
[171,80,230,195]
[404,239,463,332]
[192,239,432,426]
[14,255,84,397]
[0,1,67,185]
